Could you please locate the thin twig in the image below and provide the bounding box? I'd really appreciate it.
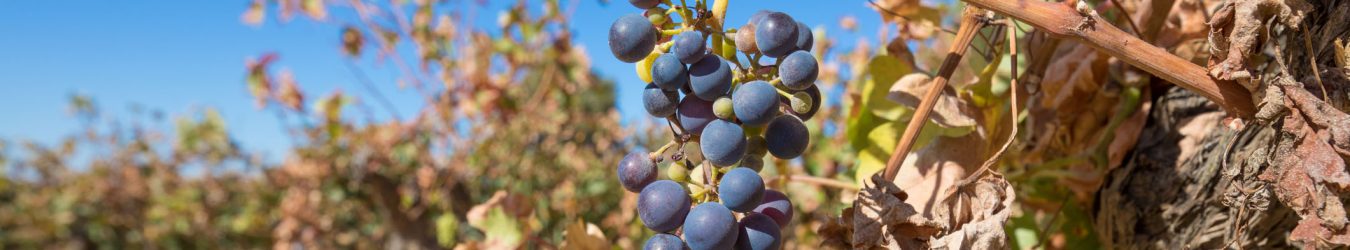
[1030,198,1070,249]
[1301,26,1328,101]
[882,9,986,182]
[963,19,1023,186]
[1107,0,1144,39]
[344,60,403,121]
[781,175,860,191]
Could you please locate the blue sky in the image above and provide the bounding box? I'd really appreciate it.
[0,0,885,163]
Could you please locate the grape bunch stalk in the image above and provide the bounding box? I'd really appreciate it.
[610,0,818,249]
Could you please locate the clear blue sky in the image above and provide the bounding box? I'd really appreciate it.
[0,0,886,163]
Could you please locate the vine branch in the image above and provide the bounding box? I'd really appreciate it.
[960,0,1257,118]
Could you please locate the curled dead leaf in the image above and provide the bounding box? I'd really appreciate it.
[929,172,1015,249]
[853,174,944,249]
[887,73,978,128]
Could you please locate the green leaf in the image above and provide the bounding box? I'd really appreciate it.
[852,119,942,184]
[863,55,912,120]
[1009,213,1040,250]
[473,207,522,248]
[846,55,915,151]
[436,213,459,248]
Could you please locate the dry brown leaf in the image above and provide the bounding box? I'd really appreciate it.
[929,172,1015,250]
[560,219,610,250]
[853,174,944,249]
[891,133,987,216]
[1207,0,1312,86]
[1040,45,1108,110]
[888,73,979,128]
[1265,84,1350,249]
[1108,90,1151,169]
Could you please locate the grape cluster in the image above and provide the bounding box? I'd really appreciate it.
[610,1,816,249]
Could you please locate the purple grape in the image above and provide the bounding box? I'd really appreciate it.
[688,55,733,101]
[780,84,821,121]
[609,14,657,63]
[644,83,679,117]
[777,50,818,91]
[683,203,738,250]
[732,81,781,126]
[644,233,685,250]
[794,21,814,51]
[735,213,781,250]
[651,53,689,91]
[747,10,772,26]
[753,190,793,228]
[754,12,798,57]
[700,120,747,167]
[718,167,764,212]
[764,115,809,159]
[678,96,716,135]
[639,180,692,232]
[672,31,707,64]
[618,151,658,192]
[629,0,660,9]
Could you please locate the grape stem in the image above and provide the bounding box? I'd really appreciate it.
[660,28,689,36]
[702,160,717,199]
[881,9,985,182]
[649,140,682,162]
[664,114,690,139]
[773,87,793,99]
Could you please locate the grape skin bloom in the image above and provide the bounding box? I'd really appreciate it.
[638,180,692,232]
[732,81,781,126]
[682,203,739,250]
[688,55,733,101]
[753,12,798,58]
[643,83,679,117]
[618,151,658,192]
[650,53,689,91]
[700,120,747,167]
[718,167,765,212]
[777,50,818,91]
[609,14,657,63]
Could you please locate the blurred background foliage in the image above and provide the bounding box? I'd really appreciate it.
[0,0,1157,248]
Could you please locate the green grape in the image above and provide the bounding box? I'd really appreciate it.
[713,96,736,120]
[645,7,668,26]
[668,162,690,183]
